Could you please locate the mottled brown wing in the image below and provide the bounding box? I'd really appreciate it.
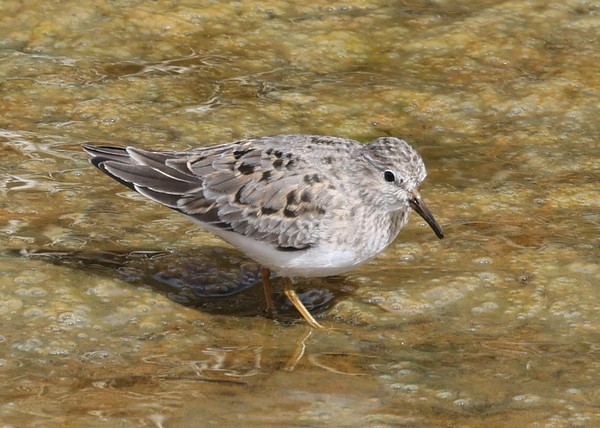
[83,136,349,250]
[167,138,341,250]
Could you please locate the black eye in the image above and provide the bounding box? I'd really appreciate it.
[383,170,396,183]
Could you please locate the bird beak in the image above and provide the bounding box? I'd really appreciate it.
[409,194,444,239]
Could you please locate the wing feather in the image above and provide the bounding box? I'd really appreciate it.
[84,135,360,250]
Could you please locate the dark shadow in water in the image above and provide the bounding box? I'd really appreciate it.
[8,247,352,322]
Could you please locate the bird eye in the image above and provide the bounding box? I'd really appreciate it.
[383,170,396,183]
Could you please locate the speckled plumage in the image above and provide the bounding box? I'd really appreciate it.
[83,134,444,327]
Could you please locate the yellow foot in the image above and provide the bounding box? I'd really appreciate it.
[260,267,276,317]
[283,278,327,330]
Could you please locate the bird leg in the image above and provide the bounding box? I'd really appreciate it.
[284,278,325,330]
[260,267,276,316]
[261,268,326,329]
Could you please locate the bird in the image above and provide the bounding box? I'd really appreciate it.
[82,134,444,329]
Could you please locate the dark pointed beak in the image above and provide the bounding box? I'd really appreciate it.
[409,194,444,239]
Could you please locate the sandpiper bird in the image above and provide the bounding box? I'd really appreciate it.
[83,135,444,329]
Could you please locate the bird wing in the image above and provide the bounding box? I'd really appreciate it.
[83,136,351,250]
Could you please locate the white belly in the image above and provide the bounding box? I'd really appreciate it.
[200,224,380,277]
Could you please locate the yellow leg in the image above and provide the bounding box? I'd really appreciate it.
[284,278,325,330]
[260,267,276,316]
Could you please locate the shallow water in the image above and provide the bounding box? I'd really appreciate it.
[1,0,599,426]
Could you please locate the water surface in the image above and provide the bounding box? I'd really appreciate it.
[0,0,598,426]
